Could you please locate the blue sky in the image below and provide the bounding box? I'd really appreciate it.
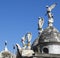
[0,0,60,53]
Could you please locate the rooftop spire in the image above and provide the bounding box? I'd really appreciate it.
[4,41,8,51]
[46,3,57,27]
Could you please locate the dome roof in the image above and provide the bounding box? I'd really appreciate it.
[0,49,16,58]
[0,41,16,58]
[0,41,11,55]
[32,26,60,48]
[1,50,11,55]
[39,26,60,42]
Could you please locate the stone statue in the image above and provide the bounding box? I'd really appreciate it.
[38,17,44,34]
[26,32,32,50]
[46,3,57,27]
[16,33,34,57]
[21,36,26,49]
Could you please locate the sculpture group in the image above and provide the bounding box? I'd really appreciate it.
[0,3,60,58]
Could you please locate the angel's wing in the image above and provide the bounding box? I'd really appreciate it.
[47,3,57,11]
